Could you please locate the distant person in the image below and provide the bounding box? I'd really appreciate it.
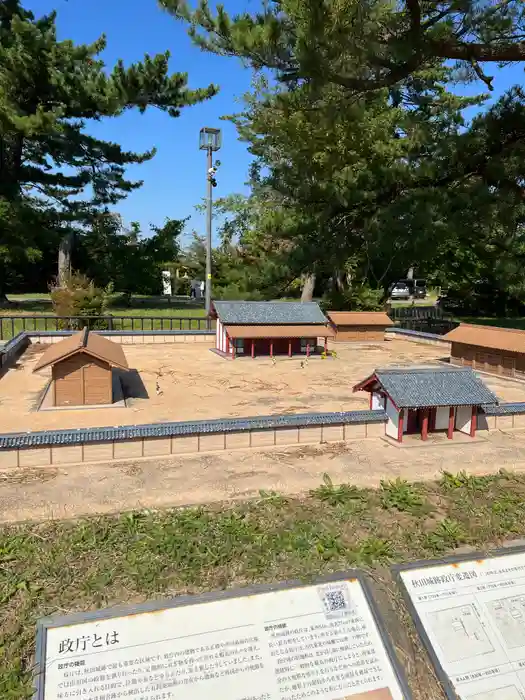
[200,280,205,297]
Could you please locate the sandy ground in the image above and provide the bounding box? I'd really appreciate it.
[1,339,525,433]
[3,429,525,523]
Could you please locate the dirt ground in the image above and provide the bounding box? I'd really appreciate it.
[2,427,525,523]
[1,338,525,433]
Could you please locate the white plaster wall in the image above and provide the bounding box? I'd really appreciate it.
[372,392,385,410]
[385,398,399,439]
[216,319,221,350]
[435,406,450,431]
[456,405,472,434]
[403,410,409,433]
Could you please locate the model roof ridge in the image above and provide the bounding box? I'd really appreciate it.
[375,366,468,374]
[451,322,525,335]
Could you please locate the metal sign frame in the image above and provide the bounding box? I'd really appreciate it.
[394,544,525,700]
[34,569,412,699]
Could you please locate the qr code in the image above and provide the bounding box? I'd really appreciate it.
[322,589,348,613]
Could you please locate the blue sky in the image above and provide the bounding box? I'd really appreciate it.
[27,0,256,243]
[26,0,525,243]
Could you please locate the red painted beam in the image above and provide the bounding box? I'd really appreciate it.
[421,409,429,441]
[470,406,477,437]
[397,409,404,443]
[448,406,454,439]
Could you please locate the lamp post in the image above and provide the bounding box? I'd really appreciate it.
[199,127,222,318]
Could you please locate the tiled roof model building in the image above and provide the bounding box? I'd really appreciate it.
[353,366,498,443]
[33,328,128,407]
[445,323,525,378]
[327,311,393,342]
[211,301,335,358]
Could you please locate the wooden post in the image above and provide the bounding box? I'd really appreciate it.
[288,340,292,357]
[369,393,373,410]
[421,409,429,441]
[324,337,328,354]
[307,343,310,357]
[447,406,455,439]
[251,340,255,358]
[270,341,273,358]
[397,409,404,443]
[470,406,477,437]
[231,342,235,359]
[226,335,230,355]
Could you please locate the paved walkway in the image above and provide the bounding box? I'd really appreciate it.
[3,430,525,523]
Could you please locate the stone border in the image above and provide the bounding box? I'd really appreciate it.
[0,410,388,468]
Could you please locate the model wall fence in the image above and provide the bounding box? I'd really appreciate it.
[0,410,388,468]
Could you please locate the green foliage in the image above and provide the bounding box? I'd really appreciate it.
[0,1,215,294]
[425,518,467,554]
[379,479,425,514]
[310,474,365,506]
[50,273,109,329]
[440,471,495,493]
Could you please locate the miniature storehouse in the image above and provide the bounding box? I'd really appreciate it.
[445,323,525,378]
[33,328,128,407]
[211,301,335,358]
[327,311,393,342]
[353,366,498,442]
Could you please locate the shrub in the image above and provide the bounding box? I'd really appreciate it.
[50,273,110,330]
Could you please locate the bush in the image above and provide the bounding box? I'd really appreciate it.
[50,273,110,330]
[322,284,384,311]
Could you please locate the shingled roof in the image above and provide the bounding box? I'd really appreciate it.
[445,323,525,354]
[33,328,128,372]
[353,366,498,409]
[212,301,328,325]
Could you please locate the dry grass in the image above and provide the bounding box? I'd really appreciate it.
[3,469,525,698]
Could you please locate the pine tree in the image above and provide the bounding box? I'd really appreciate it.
[0,0,217,295]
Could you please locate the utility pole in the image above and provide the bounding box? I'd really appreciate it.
[205,144,213,317]
[199,127,222,320]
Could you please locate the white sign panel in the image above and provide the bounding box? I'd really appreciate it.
[398,549,525,699]
[34,573,409,700]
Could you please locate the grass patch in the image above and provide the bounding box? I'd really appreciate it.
[4,469,525,697]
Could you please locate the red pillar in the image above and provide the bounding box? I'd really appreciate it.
[447,406,454,439]
[421,409,429,441]
[270,341,273,358]
[288,340,292,357]
[470,406,477,437]
[369,393,373,410]
[251,340,255,358]
[226,335,230,355]
[232,342,235,360]
[324,337,328,353]
[397,409,404,443]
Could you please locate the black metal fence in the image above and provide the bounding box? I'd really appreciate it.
[0,315,213,341]
[386,305,458,334]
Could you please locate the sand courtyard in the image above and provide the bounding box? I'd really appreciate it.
[1,338,525,434]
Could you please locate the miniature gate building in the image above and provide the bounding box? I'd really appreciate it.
[446,323,525,378]
[353,366,498,442]
[327,311,393,342]
[33,328,128,407]
[211,301,335,358]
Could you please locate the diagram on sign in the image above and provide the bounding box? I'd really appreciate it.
[426,604,494,664]
[486,596,525,650]
[467,686,523,700]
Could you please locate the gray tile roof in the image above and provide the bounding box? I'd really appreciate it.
[0,410,387,449]
[213,301,328,325]
[371,366,498,408]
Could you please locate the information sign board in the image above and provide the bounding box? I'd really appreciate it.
[396,547,525,699]
[34,571,410,699]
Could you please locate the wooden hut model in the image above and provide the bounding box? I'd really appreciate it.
[33,328,128,407]
[353,366,497,442]
[327,311,393,342]
[211,301,335,358]
[445,323,525,378]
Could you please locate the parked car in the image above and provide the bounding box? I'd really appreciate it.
[390,282,411,300]
[413,279,427,299]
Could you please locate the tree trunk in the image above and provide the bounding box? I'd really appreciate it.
[58,232,74,285]
[301,273,316,302]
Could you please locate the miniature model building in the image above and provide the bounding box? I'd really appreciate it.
[353,366,498,442]
[445,323,525,378]
[33,328,128,407]
[327,311,393,342]
[211,301,335,358]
